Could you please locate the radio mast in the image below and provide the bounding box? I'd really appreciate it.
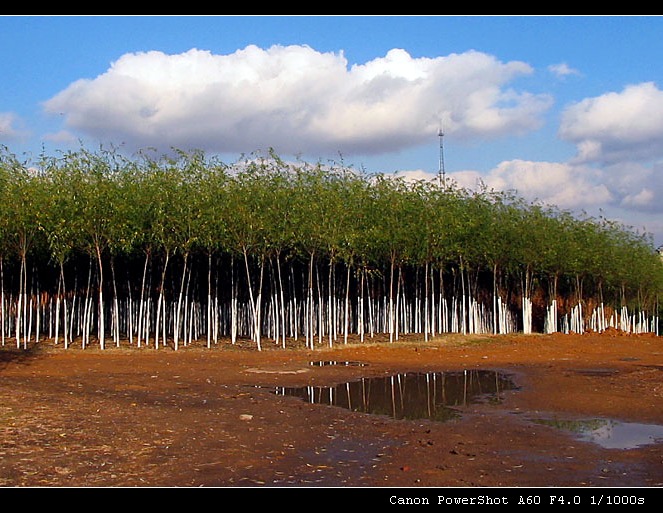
[438,127,446,188]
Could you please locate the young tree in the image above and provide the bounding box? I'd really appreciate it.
[38,153,86,348]
[2,150,45,348]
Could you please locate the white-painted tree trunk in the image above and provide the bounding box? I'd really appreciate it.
[344,265,350,344]
[174,252,189,351]
[136,251,150,348]
[95,245,105,350]
[242,247,263,351]
[389,258,395,343]
[276,255,286,348]
[155,251,170,350]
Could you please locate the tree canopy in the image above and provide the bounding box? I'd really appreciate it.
[0,145,661,349]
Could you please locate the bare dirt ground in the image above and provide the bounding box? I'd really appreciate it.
[1,330,662,490]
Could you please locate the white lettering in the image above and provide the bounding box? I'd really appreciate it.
[390,496,430,505]
[437,496,508,505]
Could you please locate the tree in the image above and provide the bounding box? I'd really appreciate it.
[2,150,45,348]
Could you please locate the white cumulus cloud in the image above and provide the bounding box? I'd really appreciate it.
[396,159,615,212]
[43,45,552,156]
[604,160,663,213]
[0,112,28,141]
[548,62,580,78]
[479,159,613,210]
[622,188,655,209]
[43,129,79,145]
[560,82,663,165]
[439,160,612,212]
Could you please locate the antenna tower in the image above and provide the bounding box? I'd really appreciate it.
[438,127,446,188]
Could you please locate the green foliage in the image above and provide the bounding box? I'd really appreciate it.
[0,146,661,313]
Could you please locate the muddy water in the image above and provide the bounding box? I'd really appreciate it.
[533,417,663,449]
[274,369,519,422]
[273,366,663,451]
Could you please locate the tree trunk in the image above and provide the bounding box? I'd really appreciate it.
[174,252,189,351]
[307,252,315,349]
[424,261,430,342]
[0,257,4,347]
[389,256,395,343]
[242,247,263,351]
[155,250,170,350]
[344,264,351,344]
[276,253,286,348]
[95,244,105,350]
[137,250,150,348]
[110,256,120,347]
[231,256,237,345]
[207,252,212,349]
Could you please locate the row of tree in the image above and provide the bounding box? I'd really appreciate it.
[0,145,661,351]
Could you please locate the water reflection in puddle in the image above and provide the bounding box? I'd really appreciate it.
[274,370,518,422]
[533,418,663,449]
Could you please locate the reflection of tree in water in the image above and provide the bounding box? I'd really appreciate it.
[532,417,663,449]
[275,370,518,422]
[533,417,613,434]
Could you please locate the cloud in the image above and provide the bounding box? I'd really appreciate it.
[450,158,663,216]
[548,62,580,78]
[603,160,663,213]
[390,157,663,243]
[622,188,655,209]
[43,129,79,145]
[43,45,552,156]
[395,160,614,211]
[478,159,614,210]
[392,169,438,183]
[0,112,28,141]
[560,82,663,165]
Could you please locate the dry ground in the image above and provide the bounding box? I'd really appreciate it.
[1,330,662,490]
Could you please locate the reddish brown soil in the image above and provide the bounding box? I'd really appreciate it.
[1,330,662,489]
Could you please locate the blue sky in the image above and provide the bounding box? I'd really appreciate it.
[2,15,663,246]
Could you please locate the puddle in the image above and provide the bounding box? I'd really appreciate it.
[533,417,663,449]
[268,368,663,452]
[274,370,518,423]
